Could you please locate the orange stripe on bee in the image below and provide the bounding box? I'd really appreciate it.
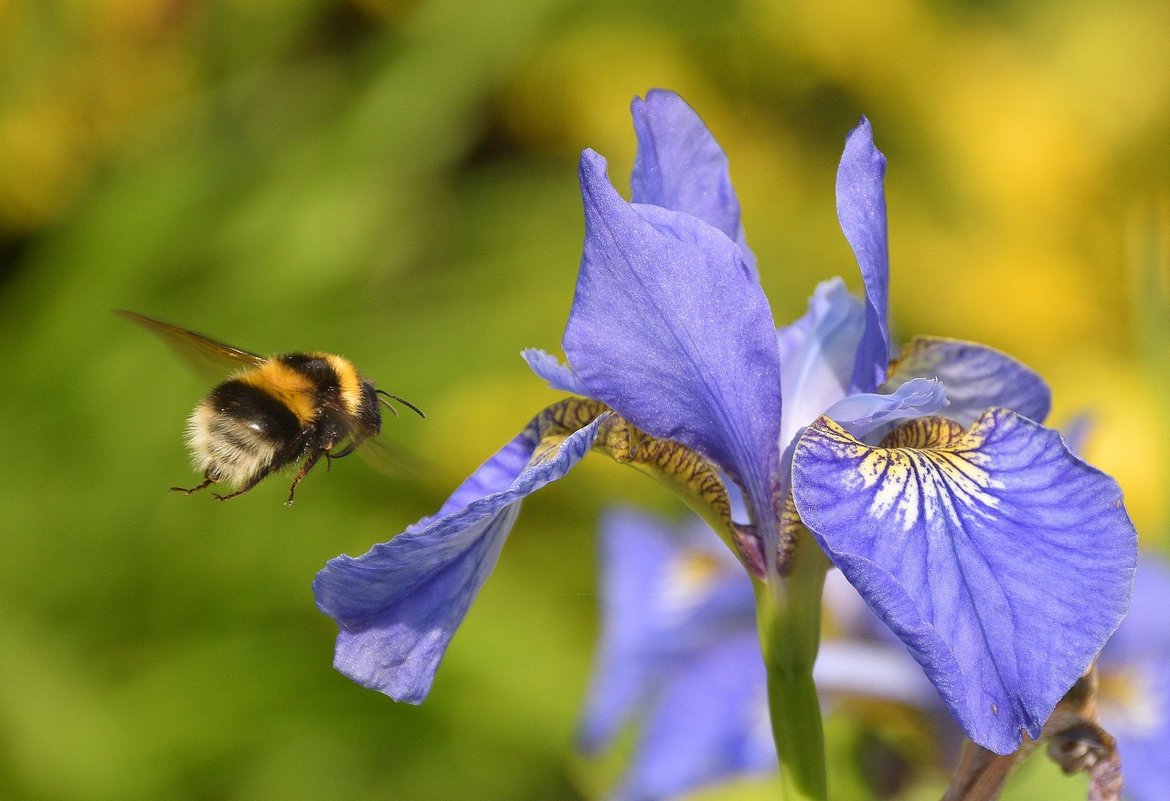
[319,354,363,416]
[239,361,318,426]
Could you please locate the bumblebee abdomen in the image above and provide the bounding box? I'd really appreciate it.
[187,377,303,487]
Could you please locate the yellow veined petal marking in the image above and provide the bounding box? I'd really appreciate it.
[816,414,1005,532]
[528,396,735,547]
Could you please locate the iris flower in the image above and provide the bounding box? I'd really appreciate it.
[314,90,1137,799]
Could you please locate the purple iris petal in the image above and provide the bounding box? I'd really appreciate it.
[823,376,949,440]
[1098,554,1170,801]
[791,409,1137,754]
[776,278,866,452]
[564,150,782,539]
[836,117,891,394]
[630,89,756,275]
[884,337,1052,425]
[521,348,590,395]
[313,416,607,703]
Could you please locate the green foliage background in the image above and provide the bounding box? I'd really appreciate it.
[1,1,1167,799]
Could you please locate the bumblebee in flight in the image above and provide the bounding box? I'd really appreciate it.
[118,310,423,505]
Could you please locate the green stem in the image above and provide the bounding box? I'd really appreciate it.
[754,534,831,801]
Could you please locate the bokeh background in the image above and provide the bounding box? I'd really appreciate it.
[1,1,1167,799]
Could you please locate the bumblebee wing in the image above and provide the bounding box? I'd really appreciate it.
[355,434,432,479]
[117,310,266,383]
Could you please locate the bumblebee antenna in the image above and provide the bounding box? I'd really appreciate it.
[376,389,425,419]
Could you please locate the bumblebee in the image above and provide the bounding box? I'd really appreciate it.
[118,310,423,505]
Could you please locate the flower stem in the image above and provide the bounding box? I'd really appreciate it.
[755,533,831,801]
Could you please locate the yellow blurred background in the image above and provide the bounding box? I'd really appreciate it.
[1,1,1166,799]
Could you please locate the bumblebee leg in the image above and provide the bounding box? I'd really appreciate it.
[212,467,272,502]
[326,437,364,462]
[213,475,270,502]
[170,475,214,495]
[285,449,326,506]
[323,444,348,472]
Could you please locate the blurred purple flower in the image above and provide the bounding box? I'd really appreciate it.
[1097,554,1170,801]
[580,508,936,801]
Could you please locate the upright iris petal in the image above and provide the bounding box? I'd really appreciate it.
[564,150,783,548]
[792,410,1137,753]
[629,89,756,275]
[835,118,891,394]
[820,378,949,441]
[776,278,866,453]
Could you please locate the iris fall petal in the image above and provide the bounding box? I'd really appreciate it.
[314,416,607,703]
[610,635,775,801]
[791,409,1137,754]
[1097,555,1170,801]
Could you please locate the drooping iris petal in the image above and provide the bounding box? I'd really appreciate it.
[610,634,775,801]
[580,508,757,753]
[313,416,608,703]
[791,410,1138,754]
[884,337,1052,425]
[823,376,948,440]
[629,89,756,275]
[835,117,890,394]
[1097,554,1170,801]
[564,150,783,541]
[776,277,866,452]
[521,347,590,396]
